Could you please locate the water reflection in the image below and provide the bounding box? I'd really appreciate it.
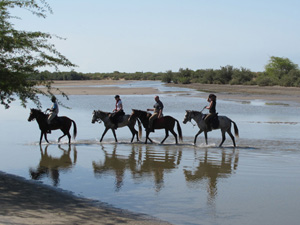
[184,148,239,205]
[93,144,182,192]
[30,145,77,186]
[92,143,239,202]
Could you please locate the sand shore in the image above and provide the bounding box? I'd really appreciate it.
[39,80,300,103]
[3,80,300,224]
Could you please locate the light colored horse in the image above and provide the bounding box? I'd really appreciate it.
[91,110,142,143]
[183,110,239,147]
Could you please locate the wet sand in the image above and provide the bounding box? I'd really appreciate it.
[2,80,300,224]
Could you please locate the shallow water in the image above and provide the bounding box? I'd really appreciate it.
[1,81,300,225]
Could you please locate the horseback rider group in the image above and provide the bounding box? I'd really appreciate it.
[105,94,216,133]
[46,93,217,133]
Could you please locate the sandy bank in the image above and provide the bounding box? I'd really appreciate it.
[0,171,170,225]
[39,80,300,103]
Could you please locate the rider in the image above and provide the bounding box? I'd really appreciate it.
[204,94,217,131]
[147,95,164,132]
[110,95,125,129]
[46,96,59,133]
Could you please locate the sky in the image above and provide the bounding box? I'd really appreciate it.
[12,0,300,73]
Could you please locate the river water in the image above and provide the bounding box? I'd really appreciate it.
[1,81,300,225]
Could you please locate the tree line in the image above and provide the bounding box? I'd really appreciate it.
[32,56,300,87]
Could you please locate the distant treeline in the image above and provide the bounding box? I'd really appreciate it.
[31,57,300,87]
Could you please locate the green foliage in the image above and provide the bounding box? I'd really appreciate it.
[230,67,254,85]
[27,55,300,88]
[161,70,173,83]
[265,56,298,79]
[0,0,75,109]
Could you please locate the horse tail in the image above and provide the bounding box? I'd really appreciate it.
[137,118,142,139]
[231,120,239,137]
[176,119,183,142]
[72,120,77,140]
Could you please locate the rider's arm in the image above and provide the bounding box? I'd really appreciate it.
[158,109,162,118]
[206,101,213,109]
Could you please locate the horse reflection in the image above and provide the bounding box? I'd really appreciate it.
[30,145,77,186]
[92,144,182,192]
[183,149,239,205]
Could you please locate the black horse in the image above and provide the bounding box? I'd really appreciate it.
[129,109,183,144]
[28,108,77,145]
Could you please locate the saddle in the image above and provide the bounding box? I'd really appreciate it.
[50,116,61,126]
[203,113,219,129]
[154,117,164,123]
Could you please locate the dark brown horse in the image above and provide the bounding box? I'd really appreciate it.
[129,109,183,144]
[28,108,77,145]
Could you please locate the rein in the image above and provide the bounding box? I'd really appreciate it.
[189,120,197,127]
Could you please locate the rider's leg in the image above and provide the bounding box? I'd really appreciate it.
[149,113,158,132]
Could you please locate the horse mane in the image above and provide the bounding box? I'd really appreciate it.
[94,110,110,115]
[132,109,151,116]
[132,109,147,113]
[31,108,45,115]
[187,110,202,114]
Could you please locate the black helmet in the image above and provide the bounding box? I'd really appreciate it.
[51,96,56,101]
[115,95,120,99]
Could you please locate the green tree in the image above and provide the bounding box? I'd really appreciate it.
[265,56,298,79]
[162,70,173,83]
[0,0,75,109]
[230,67,254,85]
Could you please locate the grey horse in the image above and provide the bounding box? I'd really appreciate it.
[91,110,142,143]
[183,110,239,147]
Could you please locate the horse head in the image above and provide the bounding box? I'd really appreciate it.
[183,110,202,124]
[28,108,43,122]
[91,110,99,123]
[183,110,192,124]
[91,110,110,124]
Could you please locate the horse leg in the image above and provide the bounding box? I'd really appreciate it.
[204,131,208,145]
[169,129,178,144]
[227,129,236,147]
[100,127,109,142]
[145,131,149,144]
[43,131,50,144]
[128,126,138,143]
[111,129,118,142]
[194,129,203,145]
[58,133,67,143]
[145,130,153,144]
[160,129,169,144]
[40,131,44,145]
[219,130,226,147]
